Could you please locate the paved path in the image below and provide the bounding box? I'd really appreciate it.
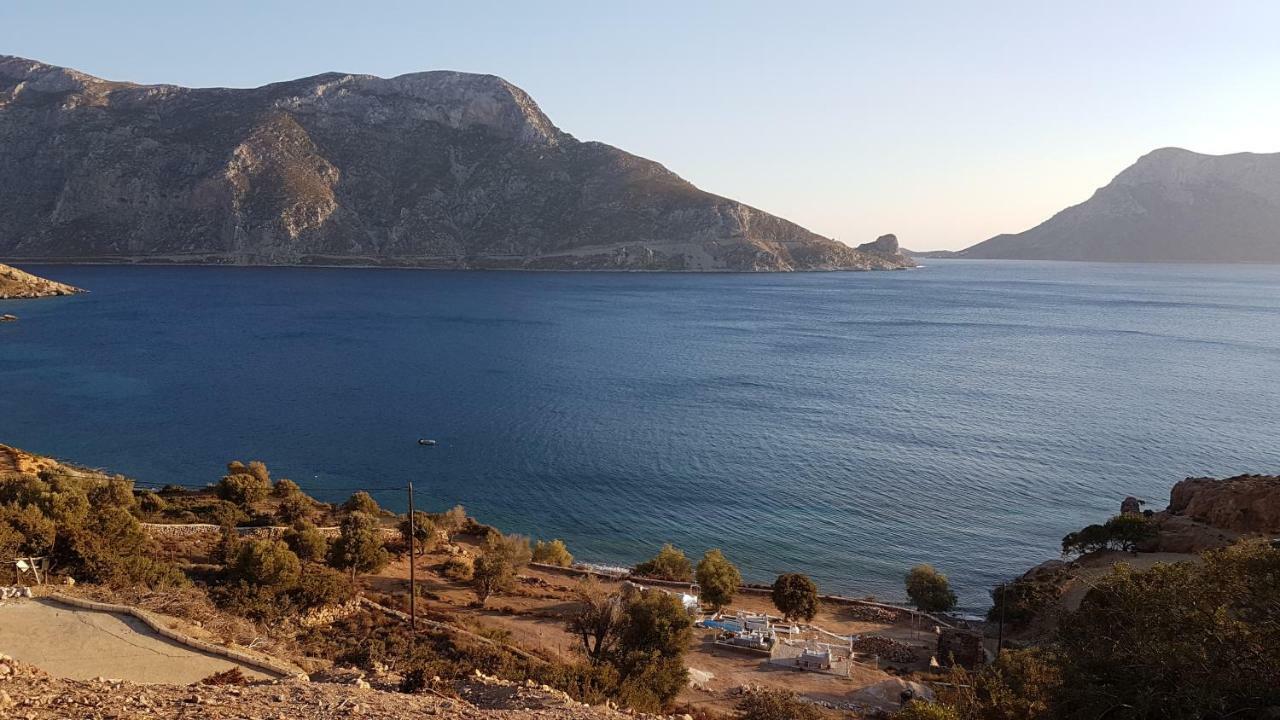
[0,597,270,683]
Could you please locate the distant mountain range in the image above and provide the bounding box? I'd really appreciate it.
[934,148,1280,263]
[0,56,913,273]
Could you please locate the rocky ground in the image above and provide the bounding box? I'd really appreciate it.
[0,654,664,720]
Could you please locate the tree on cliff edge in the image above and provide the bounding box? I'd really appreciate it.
[905,564,957,614]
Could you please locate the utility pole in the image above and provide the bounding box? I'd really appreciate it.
[996,582,1006,659]
[408,480,416,632]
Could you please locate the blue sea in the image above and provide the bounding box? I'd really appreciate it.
[3,260,1280,607]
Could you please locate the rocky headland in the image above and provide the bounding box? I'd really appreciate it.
[0,56,914,273]
[0,263,82,299]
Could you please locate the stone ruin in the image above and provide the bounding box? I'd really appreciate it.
[935,628,985,668]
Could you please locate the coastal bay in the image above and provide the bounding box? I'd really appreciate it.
[4,260,1280,606]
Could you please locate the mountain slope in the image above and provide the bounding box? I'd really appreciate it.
[0,263,82,299]
[0,56,912,272]
[961,148,1280,263]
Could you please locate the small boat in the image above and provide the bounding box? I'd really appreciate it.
[418,438,438,446]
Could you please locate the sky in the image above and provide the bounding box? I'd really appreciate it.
[4,1,1279,250]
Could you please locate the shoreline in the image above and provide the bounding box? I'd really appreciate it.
[2,257,918,275]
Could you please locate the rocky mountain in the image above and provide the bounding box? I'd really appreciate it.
[960,148,1280,263]
[0,56,913,272]
[0,263,82,299]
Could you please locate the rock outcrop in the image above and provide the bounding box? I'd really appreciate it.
[959,147,1280,263]
[856,233,902,256]
[1166,474,1280,535]
[1132,474,1279,553]
[0,263,81,299]
[0,55,914,273]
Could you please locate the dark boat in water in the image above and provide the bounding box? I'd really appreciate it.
[418,438,438,446]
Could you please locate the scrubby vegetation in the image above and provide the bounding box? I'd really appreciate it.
[0,471,185,589]
[532,538,574,566]
[736,689,822,720]
[565,580,694,712]
[986,570,1065,629]
[214,536,356,619]
[633,543,693,582]
[899,540,1280,720]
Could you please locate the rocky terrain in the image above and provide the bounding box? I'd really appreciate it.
[1141,473,1280,552]
[0,263,81,299]
[958,147,1280,263]
[0,654,646,720]
[0,55,913,273]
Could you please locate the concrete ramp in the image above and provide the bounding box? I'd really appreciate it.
[0,597,272,684]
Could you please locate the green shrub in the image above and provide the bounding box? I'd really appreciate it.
[485,532,532,568]
[329,511,389,580]
[216,473,270,510]
[272,478,301,498]
[276,492,311,525]
[987,576,1061,627]
[905,564,957,613]
[90,476,136,512]
[342,491,381,516]
[437,504,468,536]
[441,555,474,581]
[633,543,693,582]
[209,500,247,528]
[472,552,514,603]
[284,521,329,563]
[294,566,356,609]
[229,538,302,588]
[695,549,741,610]
[138,490,167,515]
[399,511,436,555]
[532,539,574,567]
[246,461,270,485]
[1062,514,1157,557]
[0,503,57,557]
[771,573,819,622]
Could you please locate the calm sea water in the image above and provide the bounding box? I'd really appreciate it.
[3,260,1280,607]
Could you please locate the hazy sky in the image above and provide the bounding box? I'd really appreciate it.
[5,1,1279,249]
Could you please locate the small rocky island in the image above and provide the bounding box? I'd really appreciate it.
[0,262,82,300]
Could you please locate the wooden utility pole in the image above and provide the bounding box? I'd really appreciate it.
[996,582,1006,658]
[408,480,416,631]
